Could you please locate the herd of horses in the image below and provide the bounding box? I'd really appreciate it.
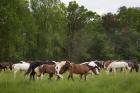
[0,60,139,81]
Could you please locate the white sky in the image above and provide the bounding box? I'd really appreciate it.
[61,0,140,15]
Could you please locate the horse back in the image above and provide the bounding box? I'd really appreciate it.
[41,64,55,74]
[70,64,90,74]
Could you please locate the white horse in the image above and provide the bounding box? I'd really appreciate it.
[12,61,30,78]
[106,61,131,73]
[81,61,100,75]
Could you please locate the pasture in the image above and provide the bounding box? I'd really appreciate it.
[0,70,140,93]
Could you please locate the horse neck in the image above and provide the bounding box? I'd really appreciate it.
[59,61,66,67]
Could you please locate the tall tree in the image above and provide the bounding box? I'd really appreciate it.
[0,0,37,61]
[31,0,67,60]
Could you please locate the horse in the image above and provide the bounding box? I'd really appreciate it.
[126,61,139,72]
[106,61,131,73]
[53,61,72,79]
[25,60,55,80]
[0,62,13,71]
[68,63,99,81]
[12,61,30,78]
[35,61,71,80]
[103,60,113,69]
[81,61,100,72]
[94,60,104,70]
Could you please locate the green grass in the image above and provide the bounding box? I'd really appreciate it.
[0,71,140,93]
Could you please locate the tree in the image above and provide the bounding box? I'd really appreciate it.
[0,0,37,61]
[66,1,96,62]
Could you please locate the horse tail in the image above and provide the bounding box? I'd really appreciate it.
[12,64,15,70]
[9,63,13,71]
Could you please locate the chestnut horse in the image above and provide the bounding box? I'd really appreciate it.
[68,63,99,81]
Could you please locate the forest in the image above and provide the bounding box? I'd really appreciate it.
[0,0,140,63]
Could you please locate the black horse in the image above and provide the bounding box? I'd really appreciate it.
[0,62,13,71]
[25,60,55,80]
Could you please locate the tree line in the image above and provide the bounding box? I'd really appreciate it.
[0,0,140,62]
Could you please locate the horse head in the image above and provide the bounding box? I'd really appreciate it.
[60,61,71,74]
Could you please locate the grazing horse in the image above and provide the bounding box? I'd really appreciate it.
[68,63,99,81]
[12,61,30,78]
[0,62,13,71]
[103,60,113,69]
[35,61,71,80]
[94,61,104,70]
[106,61,131,73]
[25,60,55,80]
[127,61,139,72]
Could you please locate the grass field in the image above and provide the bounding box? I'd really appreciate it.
[0,71,140,93]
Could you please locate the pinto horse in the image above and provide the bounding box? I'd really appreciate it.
[94,61,104,70]
[54,61,72,79]
[106,61,131,73]
[68,63,99,81]
[81,61,100,72]
[25,60,55,80]
[127,61,139,72]
[35,61,71,80]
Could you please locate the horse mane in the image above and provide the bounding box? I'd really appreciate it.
[20,61,27,64]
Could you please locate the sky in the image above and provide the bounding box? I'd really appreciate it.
[61,0,140,15]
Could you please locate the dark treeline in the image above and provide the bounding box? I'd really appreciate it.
[0,0,140,63]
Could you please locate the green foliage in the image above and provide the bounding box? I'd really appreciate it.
[0,1,140,62]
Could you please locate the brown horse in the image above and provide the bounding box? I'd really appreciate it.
[35,64,56,80]
[35,61,71,80]
[68,63,99,81]
[103,60,112,69]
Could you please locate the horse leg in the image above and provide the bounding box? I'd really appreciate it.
[14,70,17,78]
[30,71,35,80]
[130,68,133,72]
[68,74,71,80]
[68,73,74,81]
[71,74,74,81]
[49,74,53,80]
[113,68,116,73]
[106,68,110,74]
[36,73,41,80]
[56,75,61,80]
[32,72,36,80]
[84,74,87,80]
[3,68,5,71]
[79,74,83,80]
[30,73,32,80]
[40,74,44,80]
